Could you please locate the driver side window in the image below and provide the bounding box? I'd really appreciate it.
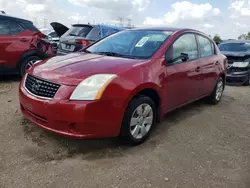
[166,33,198,65]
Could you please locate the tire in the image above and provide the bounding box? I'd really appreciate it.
[119,95,156,145]
[20,56,41,76]
[207,77,224,105]
[243,74,250,86]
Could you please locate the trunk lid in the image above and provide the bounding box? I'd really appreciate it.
[50,22,69,37]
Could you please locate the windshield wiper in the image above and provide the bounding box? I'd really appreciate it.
[82,49,91,53]
[95,52,137,59]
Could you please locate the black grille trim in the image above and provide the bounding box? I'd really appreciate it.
[24,74,61,99]
[227,67,250,73]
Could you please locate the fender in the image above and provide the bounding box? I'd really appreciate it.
[16,50,52,70]
[122,82,164,121]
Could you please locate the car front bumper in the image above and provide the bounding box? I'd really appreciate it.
[19,78,125,139]
[56,49,70,56]
[226,71,249,85]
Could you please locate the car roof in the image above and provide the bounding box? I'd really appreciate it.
[0,14,32,23]
[129,27,193,31]
[128,27,207,35]
[220,39,250,44]
[72,23,125,31]
[97,24,125,31]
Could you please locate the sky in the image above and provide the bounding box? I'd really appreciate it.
[0,0,250,39]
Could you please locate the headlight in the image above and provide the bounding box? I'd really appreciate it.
[70,74,117,101]
[232,62,249,68]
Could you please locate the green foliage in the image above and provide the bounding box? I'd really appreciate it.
[213,34,222,44]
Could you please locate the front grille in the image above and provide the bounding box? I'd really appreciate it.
[227,66,250,74]
[25,74,60,99]
[226,56,249,63]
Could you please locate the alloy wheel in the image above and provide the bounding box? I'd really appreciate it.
[215,80,224,101]
[25,60,37,70]
[130,103,153,139]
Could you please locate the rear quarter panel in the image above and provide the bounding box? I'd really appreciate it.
[3,30,43,68]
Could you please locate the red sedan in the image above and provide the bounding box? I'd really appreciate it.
[19,27,227,145]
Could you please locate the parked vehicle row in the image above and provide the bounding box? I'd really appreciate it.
[19,28,227,144]
[52,23,125,55]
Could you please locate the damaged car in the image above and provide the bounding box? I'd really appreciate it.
[19,28,226,145]
[219,40,250,85]
[0,14,54,76]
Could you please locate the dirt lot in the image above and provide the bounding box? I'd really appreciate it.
[0,75,250,188]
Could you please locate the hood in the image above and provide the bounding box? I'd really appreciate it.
[31,53,147,85]
[50,22,69,37]
[221,51,250,57]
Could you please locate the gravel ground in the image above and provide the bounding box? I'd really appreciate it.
[0,75,250,188]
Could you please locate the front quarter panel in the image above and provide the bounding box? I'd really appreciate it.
[101,59,166,118]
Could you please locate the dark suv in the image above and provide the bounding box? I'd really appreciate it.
[219,40,250,85]
[0,14,54,76]
[51,23,124,55]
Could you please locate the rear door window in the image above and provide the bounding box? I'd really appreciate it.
[22,22,40,32]
[197,35,214,58]
[0,20,10,35]
[9,21,24,35]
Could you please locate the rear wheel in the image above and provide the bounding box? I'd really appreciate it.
[20,56,41,76]
[120,95,156,145]
[207,77,224,105]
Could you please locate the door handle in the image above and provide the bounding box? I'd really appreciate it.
[20,38,29,42]
[195,66,201,72]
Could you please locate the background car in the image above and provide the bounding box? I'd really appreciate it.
[51,23,125,55]
[219,40,250,85]
[40,28,60,52]
[19,28,226,145]
[0,14,54,76]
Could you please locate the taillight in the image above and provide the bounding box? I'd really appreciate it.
[75,39,89,46]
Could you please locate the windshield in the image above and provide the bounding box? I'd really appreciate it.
[86,30,173,59]
[62,25,93,37]
[219,42,250,52]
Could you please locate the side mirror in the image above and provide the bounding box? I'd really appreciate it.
[179,53,189,62]
[166,47,189,65]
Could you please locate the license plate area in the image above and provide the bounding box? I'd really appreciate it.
[61,43,75,51]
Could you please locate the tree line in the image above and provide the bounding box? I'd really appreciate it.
[209,32,250,45]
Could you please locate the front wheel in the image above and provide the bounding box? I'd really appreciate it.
[207,77,224,105]
[120,95,156,145]
[20,56,41,76]
[243,74,250,86]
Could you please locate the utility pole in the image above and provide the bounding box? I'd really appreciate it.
[43,18,47,28]
[118,17,124,27]
[127,18,132,28]
[33,17,37,27]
